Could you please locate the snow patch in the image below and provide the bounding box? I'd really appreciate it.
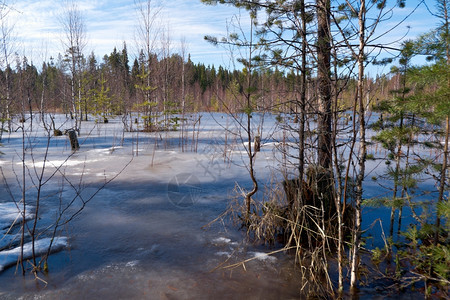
[0,202,34,230]
[0,237,68,272]
[95,172,113,177]
[23,159,100,168]
[212,237,231,244]
[249,252,277,262]
[244,142,256,149]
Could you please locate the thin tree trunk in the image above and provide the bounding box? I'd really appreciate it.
[181,39,186,152]
[331,38,344,294]
[398,114,414,235]
[5,66,11,133]
[390,114,404,237]
[350,0,366,290]
[78,68,83,129]
[20,130,26,275]
[298,0,307,203]
[244,21,258,220]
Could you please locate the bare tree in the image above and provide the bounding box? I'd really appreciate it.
[0,0,16,137]
[350,0,367,289]
[180,37,188,151]
[160,24,172,129]
[60,0,86,134]
[134,0,163,131]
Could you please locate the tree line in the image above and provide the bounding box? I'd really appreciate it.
[0,44,405,130]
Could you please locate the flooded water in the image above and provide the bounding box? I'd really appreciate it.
[0,171,301,299]
[0,114,307,299]
[0,113,437,299]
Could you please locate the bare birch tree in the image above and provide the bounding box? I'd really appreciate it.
[60,0,86,133]
[350,0,367,289]
[180,37,188,151]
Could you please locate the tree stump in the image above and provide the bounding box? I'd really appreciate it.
[67,130,80,151]
[254,135,261,152]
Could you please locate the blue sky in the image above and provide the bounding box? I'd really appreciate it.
[7,0,438,72]
[9,0,247,68]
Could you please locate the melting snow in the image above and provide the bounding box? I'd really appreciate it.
[212,237,231,244]
[0,203,34,230]
[22,159,91,168]
[1,203,67,272]
[0,237,68,272]
[249,252,277,262]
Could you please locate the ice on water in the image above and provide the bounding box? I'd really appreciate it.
[0,203,34,230]
[0,237,68,272]
[0,203,68,272]
[0,112,438,298]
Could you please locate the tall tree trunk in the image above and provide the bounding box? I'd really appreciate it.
[20,123,26,275]
[298,0,307,190]
[71,56,77,124]
[62,0,87,132]
[4,65,11,133]
[316,0,332,171]
[331,38,345,294]
[351,0,366,290]
[181,38,187,152]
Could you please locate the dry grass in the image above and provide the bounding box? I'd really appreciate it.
[204,177,343,298]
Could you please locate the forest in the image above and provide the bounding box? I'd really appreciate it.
[0,0,449,299]
[0,43,399,129]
